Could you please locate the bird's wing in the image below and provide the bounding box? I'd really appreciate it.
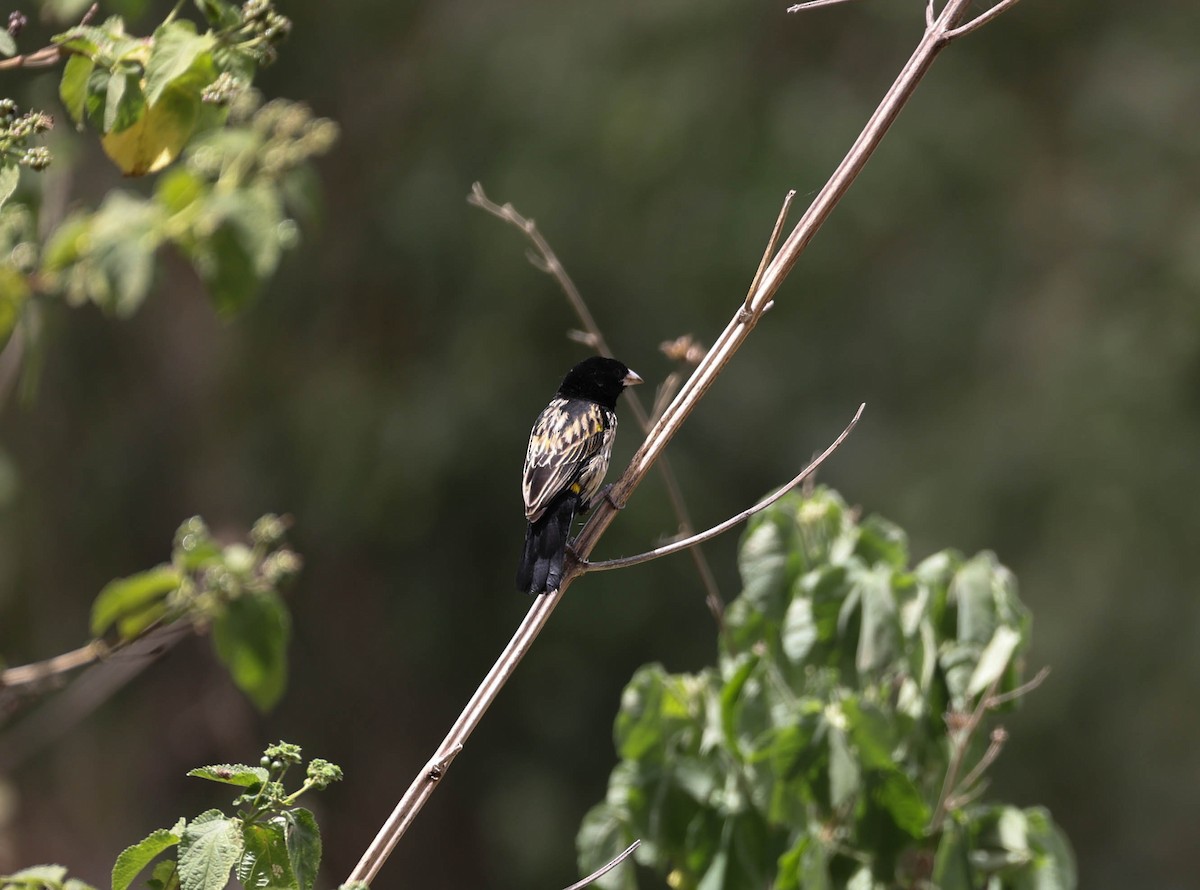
[522,397,613,522]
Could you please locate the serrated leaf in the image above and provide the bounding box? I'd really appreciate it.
[966,625,1022,698]
[113,827,181,890]
[178,810,244,890]
[0,165,17,213]
[2,864,69,883]
[91,564,181,636]
[59,54,96,125]
[212,590,290,711]
[187,764,269,788]
[237,821,296,890]
[0,30,16,58]
[282,809,321,890]
[145,22,216,105]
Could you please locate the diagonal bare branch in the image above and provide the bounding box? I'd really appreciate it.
[582,404,864,573]
[347,1,1019,883]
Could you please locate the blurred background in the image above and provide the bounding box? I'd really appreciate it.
[2,0,1198,887]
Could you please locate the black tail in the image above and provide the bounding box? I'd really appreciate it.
[516,495,578,594]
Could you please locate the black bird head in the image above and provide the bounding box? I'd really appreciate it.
[556,356,643,409]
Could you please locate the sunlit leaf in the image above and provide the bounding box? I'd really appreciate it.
[59,54,96,125]
[102,84,201,175]
[178,810,244,890]
[146,21,217,105]
[113,828,182,890]
[90,564,181,636]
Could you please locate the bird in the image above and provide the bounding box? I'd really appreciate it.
[517,356,643,595]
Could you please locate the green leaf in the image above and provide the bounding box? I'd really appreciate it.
[178,810,244,890]
[855,566,901,675]
[614,663,696,762]
[194,0,242,30]
[237,821,296,890]
[871,770,929,838]
[827,724,859,810]
[0,31,16,58]
[101,83,201,175]
[103,69,146,134]
[145,22,216,105]
[2,864,68,884]
[282,808,321,890]
[0,165,17,213]
[90,564,181,636]
[187,763,269,788]
[781,595,817,664]
[932,817,973,890]
[1022,807,1077,890]
[966,625,1022,698]
[59,54,96,125]
[212,590,291,711]
[146,858,179,890]
[113,828,181,890]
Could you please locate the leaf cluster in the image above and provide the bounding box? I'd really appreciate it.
[106,741,341,890]
[90,513,301,711]
[0,0,337,359]
[578,488,1075,890]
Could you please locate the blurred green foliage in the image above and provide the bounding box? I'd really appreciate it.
[580,489,1073,889]
[1,1,1197,889]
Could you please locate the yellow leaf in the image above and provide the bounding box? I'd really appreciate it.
[100,87,199,176]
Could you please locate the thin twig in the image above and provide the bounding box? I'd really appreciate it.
[926,0,937,29]
[0,623,192,770]
[0,4,98,70]
[953,727,1007,798]
[469,183,728,630]
[583,403,864,572]
[560,840,641,890]
[348,1,1019,882]
[744,190,796,310]
[786,0,861,12]
[985,664,1050,707]
[0,640,110,689]
[928,675,1001,832]
[944,0,1026,39]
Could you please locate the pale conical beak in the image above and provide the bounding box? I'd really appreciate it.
[623,370,644,387]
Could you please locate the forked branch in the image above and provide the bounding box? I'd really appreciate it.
[582,403,864,573]
[346,0,1026,883]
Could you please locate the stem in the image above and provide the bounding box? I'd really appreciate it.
[347,1,1019,882]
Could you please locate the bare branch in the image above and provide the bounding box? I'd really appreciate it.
[582,403,864,573]
[745,190,796,311]
[952,727,1008,801]
[786,0,861,13]
[0,640,110,689]
[469,182,727,629]
[944,0,1026,39]
[0,4,98,70]
[926,0,937,29]
[986,664,1050,707]
[349,1,1016,882]
[560,841,641,890]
